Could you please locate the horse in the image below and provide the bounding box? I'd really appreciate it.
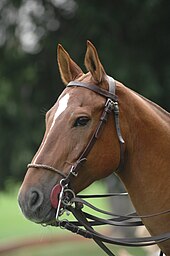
[18,41,170,255]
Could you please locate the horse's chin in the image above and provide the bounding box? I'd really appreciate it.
[35,209,56,224]
[23,207,56,225]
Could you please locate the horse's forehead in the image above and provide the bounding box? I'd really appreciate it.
[54,93,70,119]
[50,86,101,120]
[57,87,93,108]
[50,90,80,118]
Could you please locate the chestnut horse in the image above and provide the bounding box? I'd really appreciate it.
[18,41,170,255]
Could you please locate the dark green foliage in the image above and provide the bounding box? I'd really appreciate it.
[0,0,169,189]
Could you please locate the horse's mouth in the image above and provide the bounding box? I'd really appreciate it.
[23,206,57,225]
[35,209,56,224]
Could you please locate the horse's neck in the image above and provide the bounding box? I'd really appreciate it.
[116,82,170,246]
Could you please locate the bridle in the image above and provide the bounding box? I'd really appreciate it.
[27,76,169,256]
[28,75,125,210]
[28,75,125,217]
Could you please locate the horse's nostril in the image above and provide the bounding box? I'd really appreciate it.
[28,188,44,210]
[30,191,39,206]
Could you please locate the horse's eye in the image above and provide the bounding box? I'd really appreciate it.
[74,116,90,127]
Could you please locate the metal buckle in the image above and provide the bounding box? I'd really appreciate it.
[105,98,114,112]
[70,165,78,177]
[113,101,119,115]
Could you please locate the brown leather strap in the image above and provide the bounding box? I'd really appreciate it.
[68,206,170,246]
[113,102,125,170]
[62,98,115,185]
[72,196,170,219]
[67,81,118,101]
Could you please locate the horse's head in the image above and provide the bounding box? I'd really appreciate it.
[18,41,121,224]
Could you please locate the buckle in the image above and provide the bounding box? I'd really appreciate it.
[70,165,78,177]
[113,101,119,115]
[105,98,114,112]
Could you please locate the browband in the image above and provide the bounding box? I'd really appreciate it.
[67,76,117,102]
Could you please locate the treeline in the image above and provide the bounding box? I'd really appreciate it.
[0,0,170,189]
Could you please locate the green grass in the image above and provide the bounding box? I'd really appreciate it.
[0,182,148,256]
[0,187,48,241]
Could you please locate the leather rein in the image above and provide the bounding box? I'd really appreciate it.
[27,77,169,256]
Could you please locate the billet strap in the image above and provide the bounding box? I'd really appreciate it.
[107,75,125,170]
[113,102,125,170]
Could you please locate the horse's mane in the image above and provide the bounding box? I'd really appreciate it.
[132,89,170,119]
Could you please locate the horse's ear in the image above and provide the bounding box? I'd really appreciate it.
[57,44,83,85]
[84,40,105,83]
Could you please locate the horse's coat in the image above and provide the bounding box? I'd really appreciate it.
[18,41,170,255]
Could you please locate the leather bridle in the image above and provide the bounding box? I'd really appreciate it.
[27,76,169,256]
[56,77,124,183]
[28,75,125,208]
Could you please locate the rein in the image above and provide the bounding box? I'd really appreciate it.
[27,76,169,256]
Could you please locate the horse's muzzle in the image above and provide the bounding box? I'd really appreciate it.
[18,187,56,223]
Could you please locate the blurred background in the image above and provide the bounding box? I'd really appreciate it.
[0,0,170,255]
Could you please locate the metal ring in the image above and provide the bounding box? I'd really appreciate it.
[62,189,76,206]
[58,219,69,230]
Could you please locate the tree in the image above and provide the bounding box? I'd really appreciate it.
[0,0,169,189]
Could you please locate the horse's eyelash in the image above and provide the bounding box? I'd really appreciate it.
[40,107,48,117]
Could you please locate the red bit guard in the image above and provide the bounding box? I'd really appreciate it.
[50,184,62,209]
